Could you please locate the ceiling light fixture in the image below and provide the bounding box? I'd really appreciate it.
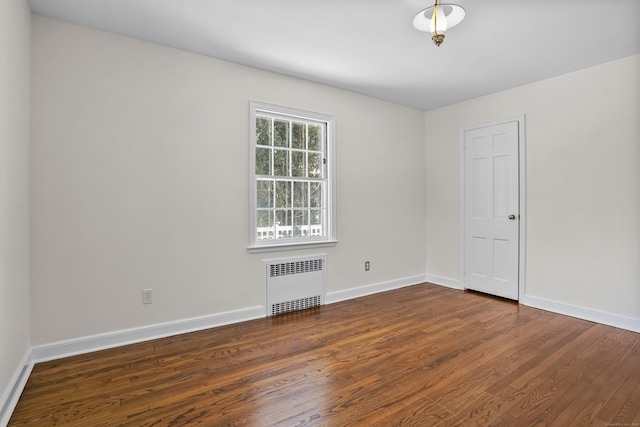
[413,0,465,47]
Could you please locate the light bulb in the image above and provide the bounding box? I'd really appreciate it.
[429,5,448,35]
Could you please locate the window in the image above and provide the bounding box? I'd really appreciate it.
[249,101,336,252]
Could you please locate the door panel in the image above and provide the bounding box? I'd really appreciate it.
[472,237,487,277]
[464,121,519,300]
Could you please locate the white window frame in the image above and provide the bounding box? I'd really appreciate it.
[248,101,337,253]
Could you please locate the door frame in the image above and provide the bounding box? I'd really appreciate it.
[459,115,526,300]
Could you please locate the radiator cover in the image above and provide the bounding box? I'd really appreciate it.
[265,256,326,316]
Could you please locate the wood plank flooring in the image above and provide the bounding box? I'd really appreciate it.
[9,283,640,426]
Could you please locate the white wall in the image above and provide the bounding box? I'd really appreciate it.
[29,13,638,351]
[30,16,426,345]
[0,0,31,409]
[425,54,640,322]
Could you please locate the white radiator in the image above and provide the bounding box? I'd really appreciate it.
[265,255,326,316]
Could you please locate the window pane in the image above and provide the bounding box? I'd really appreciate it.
[292,122,305,149]
[255,147,271,175]
[257,210,273,227]
[310,210,322,236]
[291,151,306,177]
[293,181,308,207]
[310,182,323,208]
[256,117,272,146]
[276,209,292,225]
[275,181,291,208]
[308,152,322,178]
[256,211,274,240]
[256,180,273,208]
[274,120,289,147]
[293,210,309,237]
[275,210,292,238]
[308,124,321,151]
[273,149,289,177]
[310,209,322,225]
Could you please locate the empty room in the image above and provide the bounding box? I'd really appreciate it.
[1,0,639,425]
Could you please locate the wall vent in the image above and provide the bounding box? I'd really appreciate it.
[265,256,326,316]
[271,295,322,316]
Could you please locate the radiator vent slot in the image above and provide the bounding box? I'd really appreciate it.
[270,259,324,277]
[266,256,326,316]
[271,295,322,316]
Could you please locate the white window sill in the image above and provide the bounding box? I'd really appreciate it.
[248,240,338,254]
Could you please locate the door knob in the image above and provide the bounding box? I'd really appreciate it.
[508,214,517,220]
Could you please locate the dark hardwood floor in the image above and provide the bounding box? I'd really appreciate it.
[9,283,640,426]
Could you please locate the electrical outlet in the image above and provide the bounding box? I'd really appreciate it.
[142,289,153,304]
[365,261,370,271]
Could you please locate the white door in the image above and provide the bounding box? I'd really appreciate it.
[463,121,520,300]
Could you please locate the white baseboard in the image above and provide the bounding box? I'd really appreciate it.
[2,306,264,425]
[7,281,637,426]
[425,276,640,334]
[5,278,424,422]
[30,275,432,364]
[521,295,640,333]
[424,274,462,290]
[0,349,34,427]
[4,277,424,422]
[325,274,427,304]
[31,305,266,363]
[24,288,640,365]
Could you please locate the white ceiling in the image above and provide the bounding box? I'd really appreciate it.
[27,0,640,111]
